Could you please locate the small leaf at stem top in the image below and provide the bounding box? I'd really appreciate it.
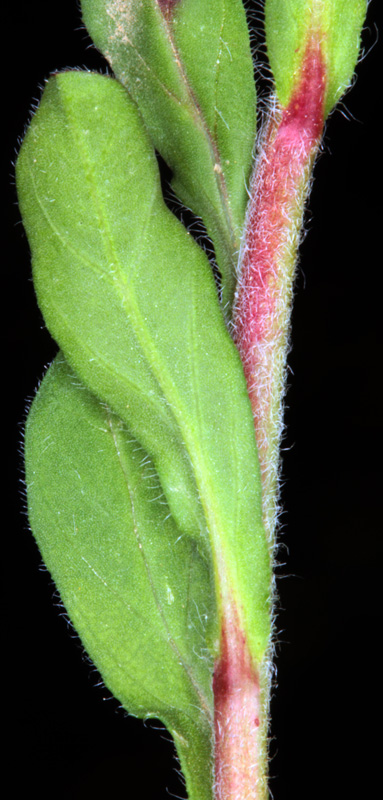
[265,0,367,117]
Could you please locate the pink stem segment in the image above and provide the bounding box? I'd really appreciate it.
[213,33,327,800]
[213,596,263,800]
[232,35,327,541]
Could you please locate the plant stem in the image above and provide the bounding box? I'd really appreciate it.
[213,595,268,800]
[233,33,326,546]
[213,32,327,800]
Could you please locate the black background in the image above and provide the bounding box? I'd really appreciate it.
[5,1,382,797]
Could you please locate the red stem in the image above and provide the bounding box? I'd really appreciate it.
[230,35,327,562]
[233,36,326,480]
[213,596,262,800]
[213,34,327,800]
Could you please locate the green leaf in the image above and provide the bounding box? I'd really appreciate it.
[81,0,257,311]
[265,0,367,117]
[17,70,271,665]
[19,71,203,540]
[26,355,216,800]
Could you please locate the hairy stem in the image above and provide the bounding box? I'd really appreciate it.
[233,34,326,545]
[213,32,327,800]
[213,595,269,800]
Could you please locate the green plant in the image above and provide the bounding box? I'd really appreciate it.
[16,2,367,798]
